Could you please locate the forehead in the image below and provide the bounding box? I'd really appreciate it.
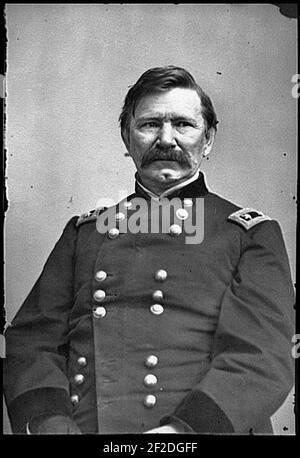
[134,87,203,119]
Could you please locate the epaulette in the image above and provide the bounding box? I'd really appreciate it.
[76,207,106,227]
[228,207,272,230]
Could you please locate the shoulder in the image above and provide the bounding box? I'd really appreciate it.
[206,192,240,217]
[75,207,107,228]
[206,192,273,231]
[205,195,290,270]
[227,207,272,231]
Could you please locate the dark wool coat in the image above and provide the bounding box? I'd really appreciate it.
[4,174,294,434]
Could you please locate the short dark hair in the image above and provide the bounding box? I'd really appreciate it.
[119,65,218,144]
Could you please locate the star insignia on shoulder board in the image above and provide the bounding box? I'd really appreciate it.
[228,208,272,230]
[76,207,106,227]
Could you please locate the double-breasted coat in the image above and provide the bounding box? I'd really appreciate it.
[3,173,295,434]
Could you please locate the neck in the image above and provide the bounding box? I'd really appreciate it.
[137,170,200,197]
[139,177,179,196]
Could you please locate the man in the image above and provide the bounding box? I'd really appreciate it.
[4,66,294,434]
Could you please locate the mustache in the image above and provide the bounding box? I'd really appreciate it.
[141,147,191,168]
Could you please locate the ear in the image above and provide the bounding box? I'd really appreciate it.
[121,125,130,156]
[202,128,215,157]
[121,131,129,151]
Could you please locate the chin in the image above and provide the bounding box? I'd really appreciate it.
[151,168,189,182]
[149,166,183,178]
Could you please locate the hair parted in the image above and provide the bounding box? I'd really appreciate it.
[119,65,218,144]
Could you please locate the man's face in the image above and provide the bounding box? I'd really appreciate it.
[126,87,214,191]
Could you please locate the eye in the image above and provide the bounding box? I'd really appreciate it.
[141,121,159,129]
[175,121,193,128]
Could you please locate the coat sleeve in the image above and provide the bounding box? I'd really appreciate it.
[3,216,79,433]
[161,220,295,433]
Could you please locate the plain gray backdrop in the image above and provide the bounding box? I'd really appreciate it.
[4,3,297,434]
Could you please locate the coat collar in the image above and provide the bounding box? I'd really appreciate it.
[135,171,209,200]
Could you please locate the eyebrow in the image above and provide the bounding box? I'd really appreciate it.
[135,115,198,123]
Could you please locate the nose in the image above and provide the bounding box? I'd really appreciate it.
[157,123,176,147]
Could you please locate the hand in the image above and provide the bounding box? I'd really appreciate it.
[30,415,82,434]
[144,422,185,434]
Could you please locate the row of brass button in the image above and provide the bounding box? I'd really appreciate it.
[71,394,158,409]
[113,207,190,223]
[92,270,168,318]
[71,393,158,408]
[72,394,158,408]
[107,224,185,239]
[93,303,166,319]
[71,355,160,407]
[88,265,168,410]
[71,356,88,405]
[98,198,194,241]
[94,270,167,286]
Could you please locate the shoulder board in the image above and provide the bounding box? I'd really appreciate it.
[228,207,272,230]
[76,207,106,227]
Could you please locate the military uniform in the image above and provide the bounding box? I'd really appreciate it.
[3,173,294,434]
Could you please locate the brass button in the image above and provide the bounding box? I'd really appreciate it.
[176,208,189,220]
[155,269,167,281]
[150,304,164,315]
[108,228,120,239]
[115,212,125,221]
[74,374,85,385]
[77,357,87,367]
[123,201,132,209]
[144,394,156,408]
[95,270,107,282]
[70,394,79,405]
[144,374,158,387]
[93,289,106,302]
[169,224,182,236]
[145,355,159,368]
[184,198,193,207]
[93,306,106,318]
[152,290,163,301]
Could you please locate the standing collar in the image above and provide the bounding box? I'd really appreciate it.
[135,171,209,200]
